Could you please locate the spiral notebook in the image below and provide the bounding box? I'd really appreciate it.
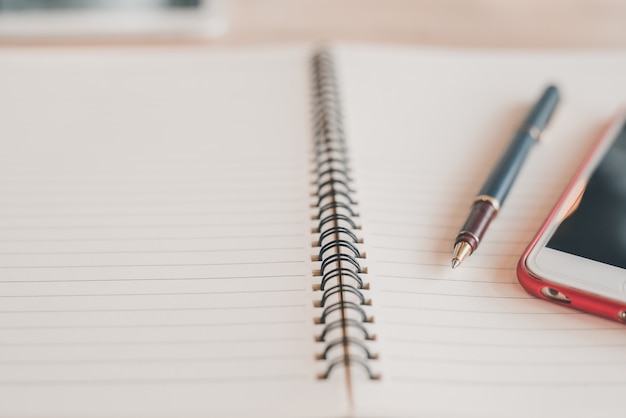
[2,44,626,418]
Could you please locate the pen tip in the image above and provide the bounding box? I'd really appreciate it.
[451,241,473,269]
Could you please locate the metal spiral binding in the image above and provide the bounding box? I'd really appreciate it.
[311,50,380,381]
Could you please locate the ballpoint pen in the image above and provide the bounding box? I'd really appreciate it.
[451,85,560,269]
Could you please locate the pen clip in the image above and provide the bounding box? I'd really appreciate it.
[518,124,544,142]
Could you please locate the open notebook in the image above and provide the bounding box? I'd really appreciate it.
[1,44,626,418]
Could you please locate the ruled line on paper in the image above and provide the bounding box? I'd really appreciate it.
[0,208,304,219]
[0,337,310,348]
[390,377,626,387]
[0,178,304,190]
[0,261,305,269]
[386,338,626,348]
[0,305,306,314]
[0,320,306,330]
[0,196,305,207]
[371,247,524,257]
[378,290,533,299]
[0,160,305,171]
[0,247,303,256]
[0,354,306,367]
[365,221,543,235]
[0,375,309,387]
[0,274,303,283]
[369,261,518,270]
[0,187,305,200]
[0,221,304,231]
[379,306,576,315]
[368,233,531,245]
[377,274,520,284]
[383,322,625,332]
[0,233,305,243]
[0,289,306,298]
[0,354,305,365]
[388,355,626,365]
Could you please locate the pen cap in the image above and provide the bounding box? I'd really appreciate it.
[521,85,560,132]
[478,85,561,205]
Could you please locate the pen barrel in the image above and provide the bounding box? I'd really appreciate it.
[451,85,559,267]
[477,85,559,206]
[455,200,498,251]
[521,85,560,130]
[478,130,536,205]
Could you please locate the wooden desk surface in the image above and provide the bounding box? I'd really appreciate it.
[1,0,626,48]
[219,0,626,48]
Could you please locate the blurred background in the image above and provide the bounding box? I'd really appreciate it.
[1,0,626,47]
[0,0,201,8]
[221,0,626,48]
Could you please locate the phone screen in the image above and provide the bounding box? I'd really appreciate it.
[546,121,626,270]
[0,1,202,12]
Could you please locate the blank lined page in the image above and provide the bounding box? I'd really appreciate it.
[0,48,348,418]
[337,46,626,418]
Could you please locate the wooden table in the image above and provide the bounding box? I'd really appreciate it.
[2,0,626,48]
[219,0,626,48]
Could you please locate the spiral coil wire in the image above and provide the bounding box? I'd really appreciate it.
[311,50,379,381]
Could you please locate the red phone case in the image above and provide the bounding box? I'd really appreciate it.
[517,115,626,324]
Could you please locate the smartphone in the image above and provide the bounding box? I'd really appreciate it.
[0,0,226,40]
[518,109,626,323]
